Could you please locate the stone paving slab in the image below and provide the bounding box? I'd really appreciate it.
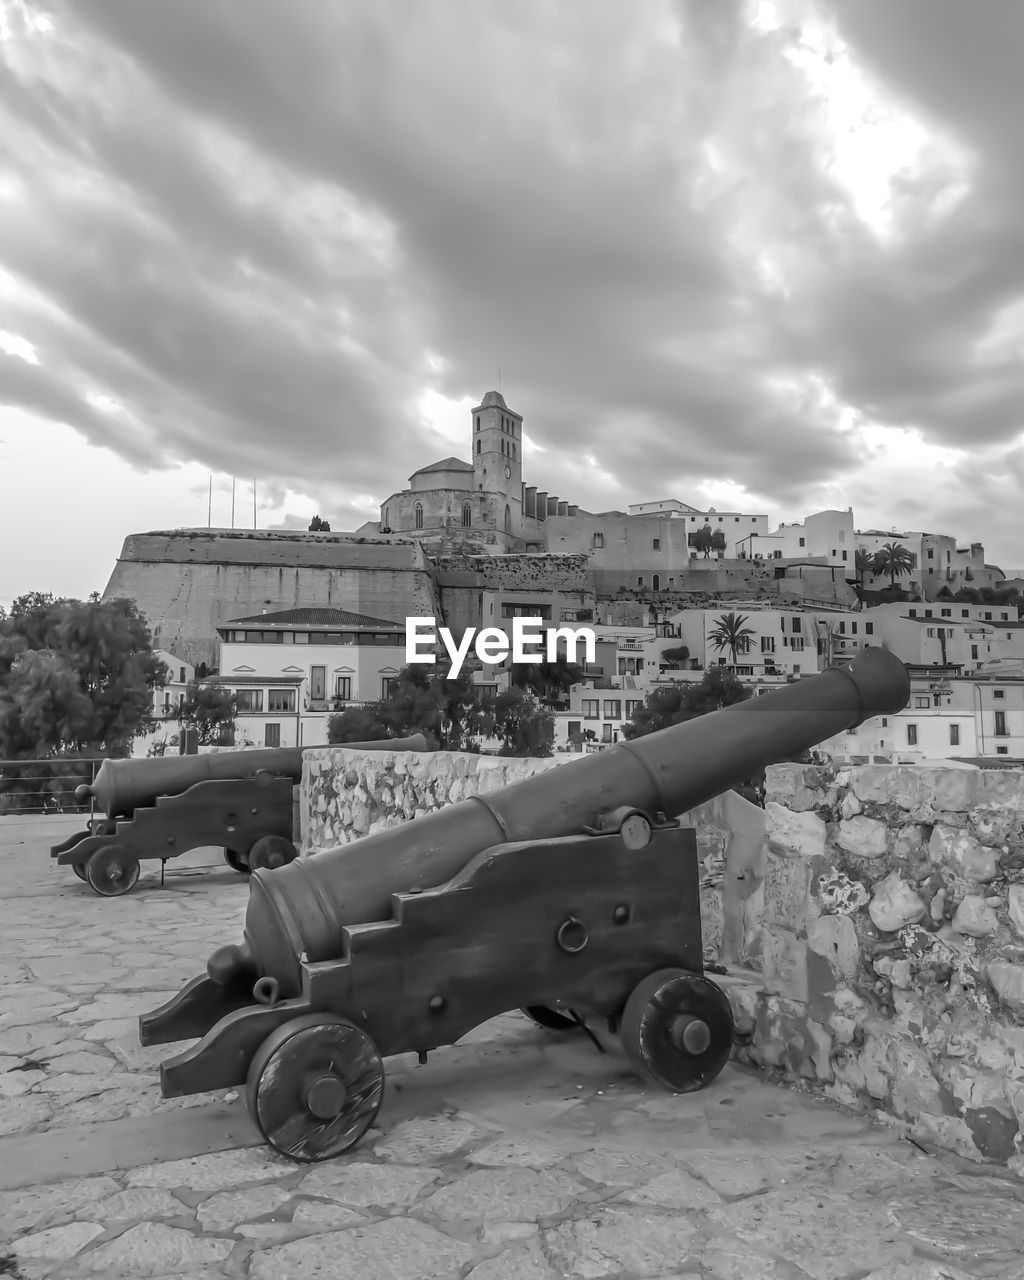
[2,816,1023,1279]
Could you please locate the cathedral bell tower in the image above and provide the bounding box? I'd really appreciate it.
[472,390,522,541]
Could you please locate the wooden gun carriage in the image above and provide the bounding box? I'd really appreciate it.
[140,649,910,1162]
[50,735,427,896]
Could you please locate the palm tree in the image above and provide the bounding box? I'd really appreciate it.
[871,542,915,589]
[854,548,873,587]
[708,612,756,665]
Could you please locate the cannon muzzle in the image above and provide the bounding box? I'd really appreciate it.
[211,647,909,998]
[82,734,429,818]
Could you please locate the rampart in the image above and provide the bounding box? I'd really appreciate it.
[103,530,440,669]
[300,748,1024,1171]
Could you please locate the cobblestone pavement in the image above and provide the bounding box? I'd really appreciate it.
[2,816,1024,1279]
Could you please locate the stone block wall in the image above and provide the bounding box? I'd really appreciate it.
[300,746,765,970]
[735,762,1024,1171]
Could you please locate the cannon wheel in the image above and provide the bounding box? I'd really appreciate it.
[619,968,734,1093]
[248,835,297,873]
[72,861,88,881]
[223,848,250,874]
[521,1005,579,1032]
[85,847,141,898]
[246,1013,385,1162]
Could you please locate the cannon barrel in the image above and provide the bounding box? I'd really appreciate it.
[207,647,909,1000]
[77,734,430,818]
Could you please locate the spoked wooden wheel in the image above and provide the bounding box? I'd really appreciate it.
[620,968,734,1092]
[71,861,88,881]
[223,848,249,874]
[521,1005,579,1031]
[247,835,297,873]
[85,847,141,897]
[246,1014,385,1162]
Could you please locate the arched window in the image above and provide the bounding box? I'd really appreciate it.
[512,442,516,461]
[504,504,512,535]
[475,415,480,432]
[652,574,660,591]
[461,502,472,528]
[501,439,506,455]
[414,503,423,530]
[476,439,481,454]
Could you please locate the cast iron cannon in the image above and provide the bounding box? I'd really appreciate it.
[51,735,428,896]
[140,648,910,1162]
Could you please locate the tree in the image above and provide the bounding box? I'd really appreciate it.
[691,524,714,558]
[708,612,756,665]
[327,665,493,752]
[854,548,873,587]
[0,594,165,758]
[308,515,331,532]
[509,655,583,706]
[710,529,727,556]
[871,542,915,589]
[660,644,690,666]
[621,667,751,740]
[177,682,238,746]
[492,686,554,756]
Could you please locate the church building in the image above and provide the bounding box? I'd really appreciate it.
[375,390,579,554]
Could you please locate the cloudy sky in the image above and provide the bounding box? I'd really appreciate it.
[2,0,1023,609]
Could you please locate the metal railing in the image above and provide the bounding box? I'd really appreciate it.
[0,758,104,817]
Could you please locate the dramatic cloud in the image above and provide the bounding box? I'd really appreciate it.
[1,0,1023,605]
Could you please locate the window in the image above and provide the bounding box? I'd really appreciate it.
[602,724,614,743]
[839,622,846,634]
[926,628,934,638]
[985,612,993,620]
[179,667,185,682]
[381,677,396,699]
[593,532,604,548]
[865,622,874,635]
[268,688,296,713]
[941,608,951,617]
[504,504,512,535]
[603,700,622,719]
[927,549,934,559]
[907,724,918,745]
[909,609,917,618]
[475,415,480,431]
[995,710,1007,737]
[881,718,888,727]
[653,538,661,550]
[949,724,960,746]
[414,503,424,529]
[264,724,281,747]
[761,636,775,652]
[476,439,481,454]
[582,699,599,718]
[994,689,1005,699]
[652,575,661,591]
[842,550,847,560]
[637,577,644,588]
[626,700,643,716]
[462,502,472,528]
[335,677,352,700]
[851,622,857,635]
[971,645,979,659]
[962,609,969,618]
[998,746,1009,755]
[914,696,930,709]
[294,632,309,644]
[568,720,581,739]
[791,616,802,632]
[236,689,263,713]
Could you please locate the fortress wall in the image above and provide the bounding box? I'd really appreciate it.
[104,531,439,669]
[724,761,1024,1170]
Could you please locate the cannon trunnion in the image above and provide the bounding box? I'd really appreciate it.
[141,811,734,1162]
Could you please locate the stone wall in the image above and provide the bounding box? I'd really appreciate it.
[733,762,1024,1172]
[104,530,440,668]
[300,746,765,970]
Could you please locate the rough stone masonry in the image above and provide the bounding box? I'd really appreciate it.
[302,747,1024,1173]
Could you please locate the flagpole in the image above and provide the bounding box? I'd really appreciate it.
[207,476,212,528]
[253,477,257,529]
[231,477,236,529]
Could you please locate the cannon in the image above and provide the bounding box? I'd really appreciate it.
[51,735,428,897]
[140,648,910,1162]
